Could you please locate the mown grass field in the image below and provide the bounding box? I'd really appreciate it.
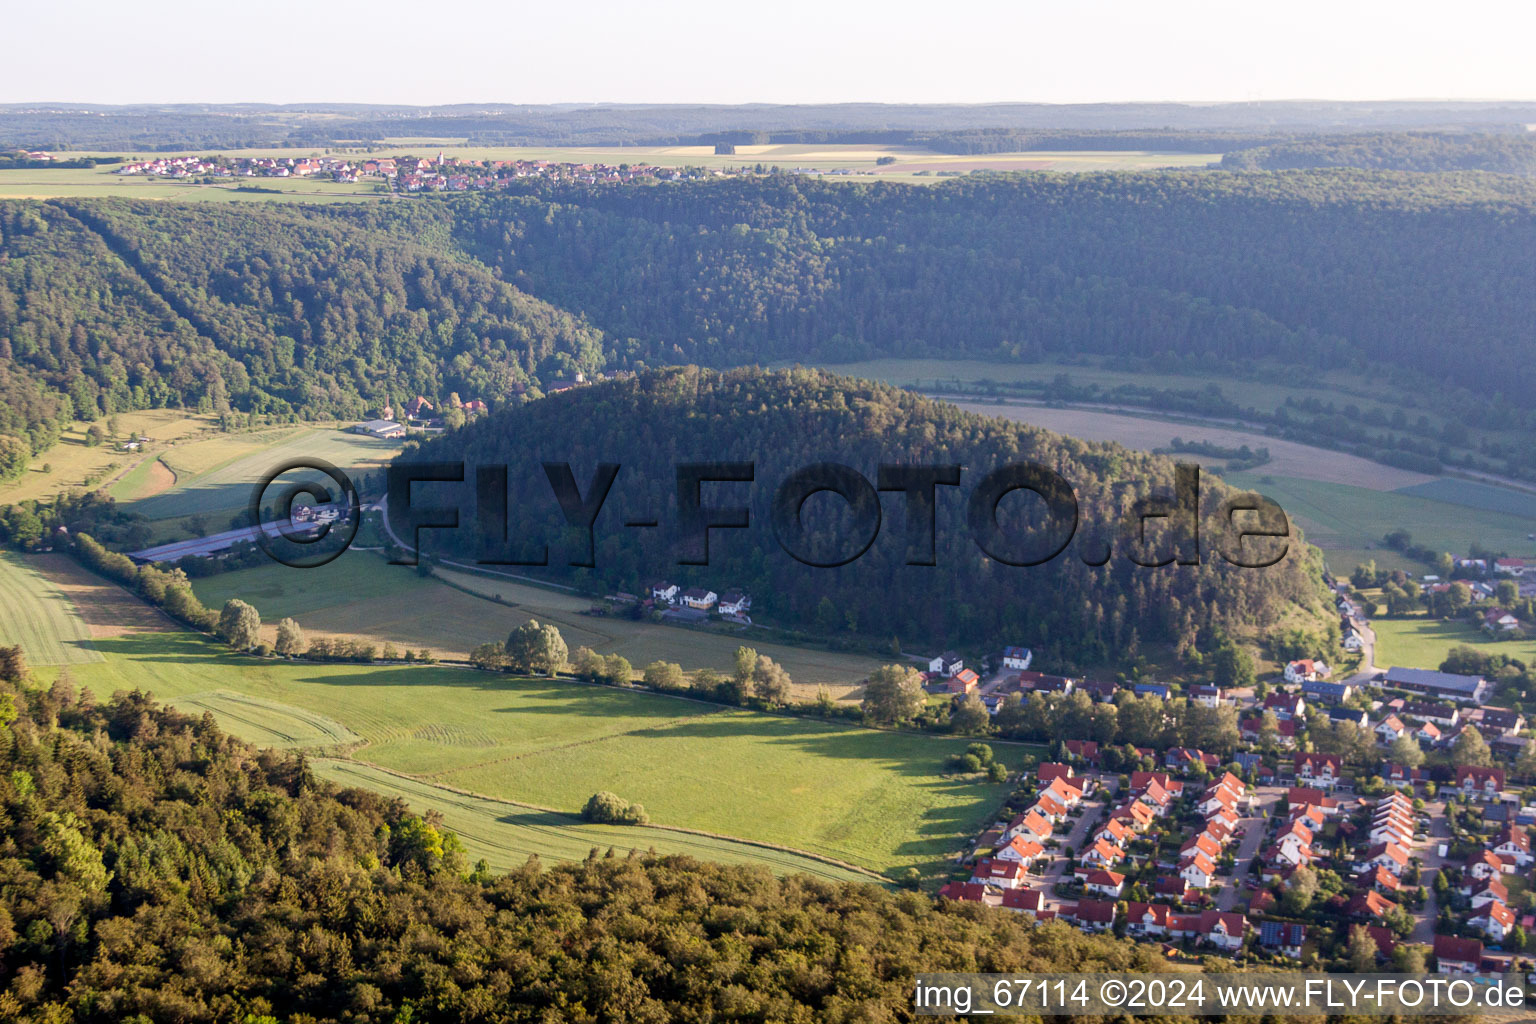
[191,552,887,697]
[33,627,1008,874]
[1370,614,1536,671]
[310,759,879,882]
[0,167,384,203]
[0,553,101,665]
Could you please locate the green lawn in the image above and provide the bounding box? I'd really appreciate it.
[37,629,1011,874]
[0,553,101,666]
[1371,615,1536,671]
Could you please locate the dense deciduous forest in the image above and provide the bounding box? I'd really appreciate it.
[0,674,1189,1022]
[403,366,1332,669]
[454,172,1536,399]
[5,167,1536,482]
[0,200,604,465]
[1221,132,1536,174]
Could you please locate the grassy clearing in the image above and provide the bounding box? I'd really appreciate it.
[190,552,885,697]
[1370,615,1536,671]
[310,759,881,883]
[0,553,100,666]
[36,629,1008,873]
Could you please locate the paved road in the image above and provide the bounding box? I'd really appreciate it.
[1413,800,1451,944]
[1219,788,1280,911]
[1041,779,1117,909]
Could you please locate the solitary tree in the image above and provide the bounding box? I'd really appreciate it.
[274,617,307,656]
[751,656,792,706]
[860,664,927,726]
[506,620,567,675]
[217,599,261,650]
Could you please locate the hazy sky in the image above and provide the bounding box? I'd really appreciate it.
[7,0,1535,105]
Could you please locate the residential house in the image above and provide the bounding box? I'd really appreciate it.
[1084,869,1126,898]
[717,591,751,616]
[1286,787,1341,814]
[680,587,718,610]
[1483,609,1523,634]
[1327,706,1369,729]
[1180,852,1217,889]
[1133,682,1170,699]
[946,668,981,695]
[1375,715,1407,745]
[1494,558,1529,576]
[1241,716,1298,746]
[1189,684,1225,708]
[1468,850,1510,881]
[1402,702,1459,726]
[1457,766,1507,802]
[1383,764,1423,784]
[1036,762,1076,786]
[1093,818,1132,848]
[1359,865,1402,894]
[1416,721,1443,745]
[1434,935,1484,973]
[1262,692,1307,719]
[1359,841,1411,877]
[1302,680,1353,705]
[938,881,996,906]
[1001,645,1033,670]
[1348,890,1398,921]
[1295,753,1344,789]
[1077,679,1121,702]
[1170,910,1246,951]
[996,836,1046,867]
[1124,901,1174,937]
[1472,900,1518,944]
[1081,840,1126,870]
[1478,708,1527,737]
[1467,876,1509,911]
[971,857,1031,889]
[1004,810,1054,845]
[649,582,680,604]
[1112,799,1156,832]
[1491,825,1533,868]
[1258,921,1306,958]
[999,887,1046,915]
[1069,899,1118,933]
[1153,876,1190,902]
[1063,739,1099,764]
[403,396,433,419]
[1285,659,1330,684]
[929,652,964,677]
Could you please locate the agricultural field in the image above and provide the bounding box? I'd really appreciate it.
[310,760,881,882]
[190,552,887,698]
[0,166,385,203]
[1371,614,1536,671]
[1223,473,1536,571]
[0,553,101,665]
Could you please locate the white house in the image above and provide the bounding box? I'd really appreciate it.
[1375,715,1407,745]
[1001,646,1033,671]
[650,582,679,604]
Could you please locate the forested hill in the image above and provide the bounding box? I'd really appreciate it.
[0,200,604,456]
[0,675,1176,1022]
[1222,132,1536,174]
[6,169,1536,476]
[449,171,1536,399]
[403,366,1332,670]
